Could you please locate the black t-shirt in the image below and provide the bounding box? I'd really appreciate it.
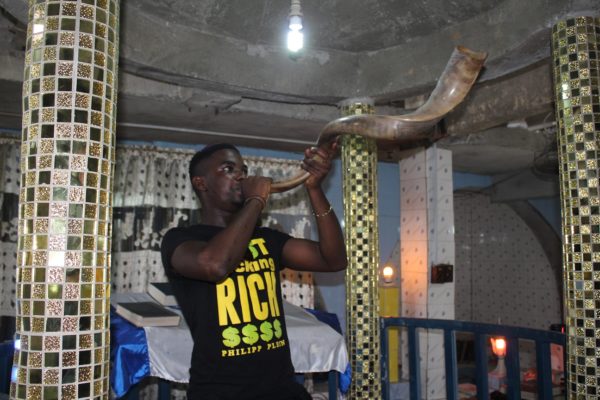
[161,224,303,399]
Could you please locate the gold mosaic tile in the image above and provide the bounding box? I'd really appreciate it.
[96,23,106,39]
[79,33,93,49]
[57,62,73,77]
[80,5,94,20]
[59,32,75,46]
[57,93,72,107]
[80,300,91,314]
[46,300,62,316]
[62,384,76,400]
[62,351,77,367]
[94,52,105,67]
[46,17,58,31]
[63,317,78,332]
[64,284,79,300]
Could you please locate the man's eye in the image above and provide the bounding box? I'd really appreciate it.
[223,166,234,173]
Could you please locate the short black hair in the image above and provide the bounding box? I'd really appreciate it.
[188,143,239,180]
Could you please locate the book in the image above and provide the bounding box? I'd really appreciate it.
[148,281,178,306]
[115,301,181,327]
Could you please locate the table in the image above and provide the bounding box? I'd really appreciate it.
[111,293,349,398]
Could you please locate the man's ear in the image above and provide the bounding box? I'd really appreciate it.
[191,176,207,192]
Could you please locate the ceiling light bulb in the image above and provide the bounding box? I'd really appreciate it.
[287,29,303,52]
[287,0,303,52]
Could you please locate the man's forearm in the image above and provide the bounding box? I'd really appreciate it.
[307,187,348,270]
[199,199,264,280]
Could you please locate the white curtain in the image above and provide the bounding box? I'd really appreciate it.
[0,139,20,321]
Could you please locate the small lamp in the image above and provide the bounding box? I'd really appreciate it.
[287,0,303,52]
[490,337,507,377]
[382,264,395,283]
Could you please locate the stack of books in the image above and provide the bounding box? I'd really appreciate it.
[114,282,180,328]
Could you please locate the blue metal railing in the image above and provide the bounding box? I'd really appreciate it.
[380,318,566,400]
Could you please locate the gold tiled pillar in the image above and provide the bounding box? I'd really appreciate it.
[551,16,600,400]
[12,1,119,399]
[341,98,382,399]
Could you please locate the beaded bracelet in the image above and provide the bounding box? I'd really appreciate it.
[313,204,333,218]
[244,196,266,209]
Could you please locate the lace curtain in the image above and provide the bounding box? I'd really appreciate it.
[0,139,20,320]
[0,139,19,340]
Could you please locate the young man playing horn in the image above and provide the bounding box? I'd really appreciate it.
[160,142,347,400]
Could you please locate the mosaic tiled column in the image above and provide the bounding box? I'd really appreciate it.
[341,98,382,399]
[551,16,600,400]
[11,1,119,399]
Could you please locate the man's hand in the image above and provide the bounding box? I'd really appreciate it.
[242,176,272,204]
[302,139,339,189]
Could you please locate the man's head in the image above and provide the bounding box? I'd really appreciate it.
[188,143,248,211]
[189,143,240,181]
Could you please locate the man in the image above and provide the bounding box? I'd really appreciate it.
[160,142,347,400]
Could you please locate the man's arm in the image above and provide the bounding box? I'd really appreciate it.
[282,144,348,272]
[170,177,271,282]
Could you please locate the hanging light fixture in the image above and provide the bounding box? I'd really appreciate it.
[287,0,303,52]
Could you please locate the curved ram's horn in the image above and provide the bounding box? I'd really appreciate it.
[270,46,487,194]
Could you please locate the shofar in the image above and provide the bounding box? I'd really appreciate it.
[270,45,487,194]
